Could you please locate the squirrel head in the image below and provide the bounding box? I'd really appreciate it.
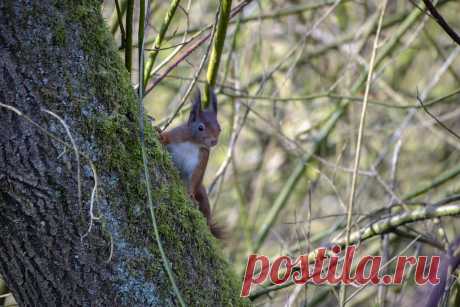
[188,89,221,148]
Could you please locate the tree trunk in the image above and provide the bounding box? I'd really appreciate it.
[0,1,243,306]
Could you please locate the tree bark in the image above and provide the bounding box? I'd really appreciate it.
[0,1,243,306]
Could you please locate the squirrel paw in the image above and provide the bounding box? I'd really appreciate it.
[158,132,168,145]
[188,191,196,201]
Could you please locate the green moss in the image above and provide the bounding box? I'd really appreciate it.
[60,1,247,305]
[54,21,66,46]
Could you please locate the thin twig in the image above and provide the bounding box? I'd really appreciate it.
[114,0,126,47]
[204,0,232,107]
[137,1,186,305]
[421,0,460,46]
[143,0,181,87]
[110,0,127,35]
[144,0,253,94]
[124,0,134,73]
[417,89,460,141]
[340,1,387,305]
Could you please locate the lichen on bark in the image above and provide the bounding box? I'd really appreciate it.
[0,0,246,305]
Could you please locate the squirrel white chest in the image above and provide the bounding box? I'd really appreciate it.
[166,142,200,180]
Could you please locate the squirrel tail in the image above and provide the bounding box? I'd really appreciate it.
[209,221,227,240]
[195,185,227,240]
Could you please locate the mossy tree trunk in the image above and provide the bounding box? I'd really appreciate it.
[0,1,243,306]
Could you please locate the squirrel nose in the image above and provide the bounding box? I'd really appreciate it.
[210,139,217,146]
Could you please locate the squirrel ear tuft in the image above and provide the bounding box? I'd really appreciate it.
[209,88,218,114]
[189,89,202,122]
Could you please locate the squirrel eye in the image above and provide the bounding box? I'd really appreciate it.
[198,124,204,131]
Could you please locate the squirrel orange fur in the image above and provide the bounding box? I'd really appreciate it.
[159,89,224,239]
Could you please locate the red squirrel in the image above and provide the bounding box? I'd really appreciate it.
[159,89,224,238]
